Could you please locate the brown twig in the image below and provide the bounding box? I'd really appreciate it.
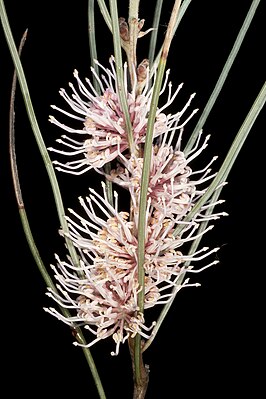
[9,29,28,208]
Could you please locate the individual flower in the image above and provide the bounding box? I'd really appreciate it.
[44,183,223,355]
[48,56,198,174]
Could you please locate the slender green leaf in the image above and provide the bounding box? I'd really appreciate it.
[184,0,261,153]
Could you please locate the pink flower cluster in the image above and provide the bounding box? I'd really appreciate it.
[45,57,226,355]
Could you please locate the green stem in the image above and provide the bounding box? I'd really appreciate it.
[135,0,182,385]
[109,0,135,153]
[144,79,266,352]
[18,208,107,398]
[88,0,113,206]
[96,0,112,31]
[127,0,140,85]
[129,0,140,17]
[148,0,163,68]
[174,79,266,237]
[88,0,101,92]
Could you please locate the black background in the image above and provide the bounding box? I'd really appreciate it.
[1,1,265,398]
